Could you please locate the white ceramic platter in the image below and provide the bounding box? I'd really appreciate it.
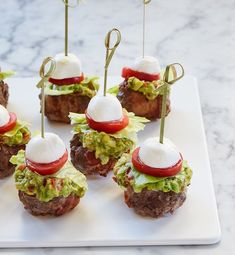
[0,76,221,247]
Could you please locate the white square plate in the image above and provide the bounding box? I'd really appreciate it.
[0,76,221,247]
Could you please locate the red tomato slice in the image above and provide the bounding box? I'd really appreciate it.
[132,147,183,177]
[48,73,84,86]
[85,111,129,134]
[26,150,68,176]
[122,67,160,82]
[0,113,17,134]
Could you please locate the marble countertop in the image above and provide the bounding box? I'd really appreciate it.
[0,0,234,254]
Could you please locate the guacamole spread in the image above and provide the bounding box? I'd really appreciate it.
[69,111,149,165]
[0,121,30,146]
[108,76,170,101]
[126,77,170,100]
[10,150,88,203]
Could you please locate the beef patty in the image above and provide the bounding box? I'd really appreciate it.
[0,81,9,107]
[43,93,91,123]
[19,191,80,216]
[0,143,25,179]
[124,185,187,218]
[117,80,170,120]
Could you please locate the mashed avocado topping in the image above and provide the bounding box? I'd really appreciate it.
[108,75,170,101]
[0,121,30,146]
[0,71,15,81]
[45,76,99,97]
[69,111,149,165]
[10,150,88,203]
[114,153,193,193]
[126,77,170,100]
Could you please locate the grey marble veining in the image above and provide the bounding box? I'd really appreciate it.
[0,0,235,254]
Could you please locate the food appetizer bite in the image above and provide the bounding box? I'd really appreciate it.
[10,132,87,216]
[43,53,99,123]
[113,138,192,218]
[109,0,169,120]
[114,63,192,218]
[116,56,169,120]
[70,29,149,177]
[42,0,99,123]
[0,68,14,107]
[70,95,148,177]
[0,105,30,178]
[10,57,87,216]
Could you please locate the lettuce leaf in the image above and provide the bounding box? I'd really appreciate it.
[0,121,30,146]
[114,153,193,193]
[45,76,99,97]
[69,111,149,164]
[11,150,88,202]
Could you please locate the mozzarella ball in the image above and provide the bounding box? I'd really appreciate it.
[25,132,66,164]
[87,94,123,122]
[132,56,160,75]
[51,53,82,79]
[138,137,181,168]
[0,105,10,127]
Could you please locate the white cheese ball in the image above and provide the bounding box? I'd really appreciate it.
[87,94,123,122]
[0,105,10,127]
[138,137,181,168]
[132,56,160,75]
[51,53,82,79]
[25,132,66,164]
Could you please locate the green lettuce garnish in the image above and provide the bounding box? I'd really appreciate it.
[69,111,149,165]
[0,71,15,80]
[45,76,99,97]
[11,150,88,203]
[0,121,30,146]
[114,153,193,193]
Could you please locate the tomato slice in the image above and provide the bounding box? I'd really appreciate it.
[85,111,129,134]
[0,113,17,134]
[48,73,84,86]
[132,147,183,177]
[26,150,68,176]
[122,67,160,82]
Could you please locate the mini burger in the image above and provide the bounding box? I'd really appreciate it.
[10,132,87,216]
[115,56,171,120]
[113,137,192,218]
[69,93,149,177]
[43,53,99,123]
[0,105,30,178]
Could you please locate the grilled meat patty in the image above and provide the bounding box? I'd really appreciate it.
[124,185,186,218]
[0,143,25,179]
[117,80,170,120]
[43,93,91,123]
[0,81,9,107]
[18,191,80,216]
